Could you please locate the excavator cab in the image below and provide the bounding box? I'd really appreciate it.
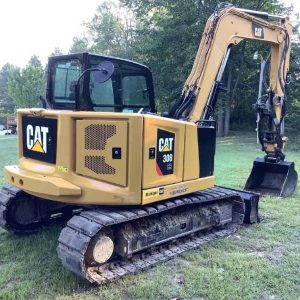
[44,52,156,113]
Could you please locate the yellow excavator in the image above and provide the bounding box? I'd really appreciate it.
[0,5,297,284]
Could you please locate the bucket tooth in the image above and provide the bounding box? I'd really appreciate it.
[244,157,298,197]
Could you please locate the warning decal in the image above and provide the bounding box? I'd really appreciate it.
[156,129,175,176]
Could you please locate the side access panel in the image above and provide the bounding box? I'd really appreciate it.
[142,116,185,189]
[76,120,128,187]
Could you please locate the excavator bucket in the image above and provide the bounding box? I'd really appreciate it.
[245,157,298,197]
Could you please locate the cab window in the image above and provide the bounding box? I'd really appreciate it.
[90,57,151,111]
[122,75,148,107]
[90,77,114,106]
[52,59,81,103]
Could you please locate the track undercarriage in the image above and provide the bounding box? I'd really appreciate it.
[0,185,82,234]
[0,185,258,284]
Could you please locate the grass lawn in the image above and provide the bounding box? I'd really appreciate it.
[0,133,299,300]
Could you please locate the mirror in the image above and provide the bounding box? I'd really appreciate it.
[93,61,115,83]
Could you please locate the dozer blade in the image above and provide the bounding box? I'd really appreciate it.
[245,157,298,197]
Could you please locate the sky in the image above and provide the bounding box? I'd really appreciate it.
[0,0,101,67]
[0,0,299,69]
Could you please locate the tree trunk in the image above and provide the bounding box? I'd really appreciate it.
[224,105,230,136]
[217,109,224,137]
[226,68,241,135]
[224,64,232,136]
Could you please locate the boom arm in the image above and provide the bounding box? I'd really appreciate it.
[170,6,292,161]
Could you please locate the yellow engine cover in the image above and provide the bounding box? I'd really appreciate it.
[4,109,215,206]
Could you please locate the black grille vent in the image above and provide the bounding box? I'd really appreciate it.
[85,124,116,150]
[85,156,116,175]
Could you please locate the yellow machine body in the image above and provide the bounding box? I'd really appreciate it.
[1,6,294,284]
[5,109,214,205]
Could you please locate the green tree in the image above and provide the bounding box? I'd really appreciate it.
[8,63,44,109]
[121,0,294,136]
[28,55,43,68]
[69,36,89,54]
[285,23,300,135]
[69,0,297,137]
[50,47,64,56]
[0,64,15,113]
[69,1,135,59]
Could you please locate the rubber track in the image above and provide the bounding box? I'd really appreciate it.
[76,224,238,284]
[0,184,81,234]
[0,185,24,233]
[57,186,244,284]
